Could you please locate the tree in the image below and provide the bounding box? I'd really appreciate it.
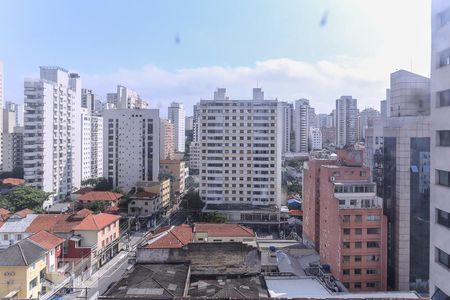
[81,178,98,187]
[203,211,227,223]
[86,201,110,213]
[0,185,51,213]
[93,178,113,191]
[181,190,204,210]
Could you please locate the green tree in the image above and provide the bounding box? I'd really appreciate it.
[203,211,227,223]
[86,201,110,213]
[181,190,204,210]
[0,185,51,213]
[93,178,113,191]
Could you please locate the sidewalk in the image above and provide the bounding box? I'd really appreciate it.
[81,251,128,289]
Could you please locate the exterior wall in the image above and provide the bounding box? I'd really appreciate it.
[309,127,322,150]
[188,141,201,171]
[199,88,282,207]
[278,101,293,154]
[430,1,450,297]
[102,109,160,190]
[359,108,380,142]
[193,233,256,243]
[294,99,310,153]
[160,119,175,160]
[0,258,46,299]
[160,160,186,195]
[168,102,186,152]
[91,115,103,178]
[128,195,161,216]
[336,96,358,148]
[65,239,92,259]
[2,128,23,172]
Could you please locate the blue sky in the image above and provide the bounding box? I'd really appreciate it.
[0,0,430,115]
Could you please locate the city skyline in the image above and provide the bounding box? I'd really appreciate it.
[0,0,430,115]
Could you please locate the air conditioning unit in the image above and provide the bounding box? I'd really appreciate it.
[329,176,335,182]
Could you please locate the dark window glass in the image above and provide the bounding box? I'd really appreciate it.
[437,209,450,228]
[438,170,450,186]
[438,131,450,146]
[439,48,450,68]
[437,248,450,269]
[438,89,450,107]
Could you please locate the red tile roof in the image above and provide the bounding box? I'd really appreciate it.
[73,213,120,231]
[193,223,254,237]
[0,208,10,221]
[26,214,63,233]
[72,187,94,195]
[77,191,122,202]
[26,210,94,233]
[0,178,25,186]
[145,224,193,249]
[15,208,34,218]
[28,230,65,250]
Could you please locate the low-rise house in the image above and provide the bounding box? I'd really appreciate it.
[0,239,47,299]
[160,159,186,196]
[128,191,161,217]
[136,179,171,210]
[77,191,122,210]
[70,187,93,201]
[0,209,37,249]
[28,230,65,273]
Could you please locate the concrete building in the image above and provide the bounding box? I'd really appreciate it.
[188,141,201,173]
[136,179,171,210]
[24,67,80,200]
[160,159,186,196]
[279,101,293,154]
[198,88,282,214]
[294,99,311,153]
[5,102,24,127]
[0,61,3,170]
[430,1,450,298]
[90,115,103,179]
[336,96,358,148]
[309,127,322,150]
[106,85,148,109]
[81,89,102,113]
[365,70,430,292]
[159,119,175,160]
[303,149,387,291]
[359,108,380,142]
[2,126,23,172]
[128,191,161,217]
[102,109,160,191]
[185,115,194,131]
[168,102,186,152]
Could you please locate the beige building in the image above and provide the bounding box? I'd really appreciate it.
[160,119,175,160]
[136,180,171,209]
[128,191,161,217]
[160,159,186,196]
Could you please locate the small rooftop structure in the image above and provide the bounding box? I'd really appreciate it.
[104,263,190,298]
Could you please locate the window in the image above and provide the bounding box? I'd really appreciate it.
[29,277,38,290]
[360,171,366,177]
[367,269,378,275]
[343,242,350,249]
[354,282,362,289]
[355,241,362,248]
[440,8,450,27]
[437,248,450,269]
[350,200,357,206]
[339,200,346,206]
[343,282,350,289]
[355,228,362,235]
[355,255,362,262]
[354,269,361,275]
[437,209,450,228]
[367,241,380,248]
[343,228,351,235]
[367,255,380,262]
[366,282,378,288]
[343,269,350,275]
[355,215,362,222]
[16,234,22,241]
[437,89,450,107]
[367,228,380,234]
[438,170,450,186]
[343,256,350,262]
[343,215,351,222]
[439,48,450,68]
[3,234,8,241]
[367,215,381,221]
[438,131,450,146]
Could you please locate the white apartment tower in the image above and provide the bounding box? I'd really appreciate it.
[0,61,4,170]
[168,102,185,152]
[103,109,159,191]
[107,85,148,109]
[199,88,282,208]
[336,96,358,148]
[294,99,310,153]
[309,127,322,150]
[160,119,175,160]
[24,67,80,200]
[278,101,293,154]
[90,115,103,179]
[430,1,450,298]
[359,107,380,142]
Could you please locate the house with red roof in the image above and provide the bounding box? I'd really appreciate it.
[0,178,25,186]
[28,230,65,272]
[76,191,122,211]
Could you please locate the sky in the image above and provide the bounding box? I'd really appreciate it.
[0,0,431,116]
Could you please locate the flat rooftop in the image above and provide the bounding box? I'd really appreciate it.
[104,263,190,298]
[188,275,268,298]
[204,203,279,212]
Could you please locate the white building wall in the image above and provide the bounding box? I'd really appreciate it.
[168,102,185,152]
[309,127,322,150]
[336,96,358,148]
[294,99,310,153]
[430,0,450,297]
[102,109,160,191]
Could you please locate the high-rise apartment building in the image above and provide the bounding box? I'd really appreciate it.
[309,127,322,150]
[430,1,450,298]
[365,70,430,292]
[90,115,103,179]
[2,126,23,172]
[24,67,80,200]
[303,149,387,292]
[81,88,102,113]
[336,96,358,148]
[278,101,293,154]
[0,61,4,170]
[359,108,380,142]
[106,85,148,109]
[160,119,175,160]
[168,102,185,152]
[102,109,159,191]
[199,88,282,218]
[294,99,311,153]
[185,116,194,131]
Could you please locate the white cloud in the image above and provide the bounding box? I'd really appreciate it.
[83,55,426,116]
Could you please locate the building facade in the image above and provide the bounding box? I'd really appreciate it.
[24,67,80,200]
[279,101,293,154]
[293,99,311,153]
[106,85,148,109]
[430,1,450,298]
[198,88,282,209]
[359,108,380,142]
[102,109,160,191]
[2,126,23,172]
[159,119,175,160]
[336,96,358,148]
[160,159,186,196]
[309,127,322,150]
[168,102,186,152]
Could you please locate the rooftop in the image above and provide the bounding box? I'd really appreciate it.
[188,275,268,298]
[73,213,120,231]
[0,213,38,233]
[72,187,94,195]
[104,263,190,298]
[0,178,26,186]
[78,191,123,202]
[194,223,254,237]
[28,230,65,250]
[0,239,47,266]
[204,203,279,212]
